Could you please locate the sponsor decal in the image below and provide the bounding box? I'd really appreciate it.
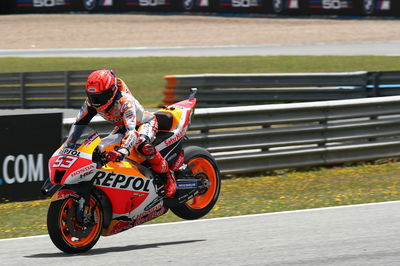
[219,0,260,7]
[232,0,260,7]
[177,181,197,189]
[164,129,186,146]
[312,0,350,9]
[18,0,72,7]
[84,0,97,10]
[58,148,81,157]
[183,0,194,10]
[133,205,165,226]
[93,171,151,192]
[70,164,95,178]
[1,154,43,185]
[84,132,98,147]
[125,0,171,6]
[108,220,132,235]
[51,189,79,201]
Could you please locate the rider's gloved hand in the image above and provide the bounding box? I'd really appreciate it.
[106,147,129,162]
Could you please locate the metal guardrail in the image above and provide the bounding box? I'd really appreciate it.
[163,71,400,107]
[64,95,400,175]
[2,70,399,109]
[0,70,93,108]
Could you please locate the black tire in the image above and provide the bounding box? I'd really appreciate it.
[47,195,103,254]
[170,146,221,220]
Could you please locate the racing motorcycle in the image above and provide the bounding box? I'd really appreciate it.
[42,88,221,254]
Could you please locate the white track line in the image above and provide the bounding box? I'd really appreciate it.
[1,200,399,242]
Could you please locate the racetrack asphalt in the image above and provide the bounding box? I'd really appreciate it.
[1,201,400,266]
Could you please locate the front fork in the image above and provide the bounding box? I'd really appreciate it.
[49,182,94,226]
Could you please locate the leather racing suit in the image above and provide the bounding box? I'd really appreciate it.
[75,78,176,197]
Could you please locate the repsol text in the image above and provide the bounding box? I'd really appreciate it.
[93,171,150,192]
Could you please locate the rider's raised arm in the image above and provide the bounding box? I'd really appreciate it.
[75,100,98,125]
[119,98,140,154]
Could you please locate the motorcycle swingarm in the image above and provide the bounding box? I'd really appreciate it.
[176,179,209,190]
[164,178,210,207]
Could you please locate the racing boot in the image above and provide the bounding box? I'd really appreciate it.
[163,170,177,198]
[146,151,177,198]
[138,141,177,197]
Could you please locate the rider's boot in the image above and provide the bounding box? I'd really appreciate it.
[147,152,177,198]
[138,141,176,197]
[162,170,177,198]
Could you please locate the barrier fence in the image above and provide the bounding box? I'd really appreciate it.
[0,70,92,108]
[2,70,398,109]
[163,71,400,107]
[2,0,399,16]
[64,95,400,175]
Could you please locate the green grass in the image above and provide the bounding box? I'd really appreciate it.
[2,161,400,239]
[1,55,400,239]
[1,56,400,107]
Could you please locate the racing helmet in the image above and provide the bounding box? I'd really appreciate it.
[85,70,118,110]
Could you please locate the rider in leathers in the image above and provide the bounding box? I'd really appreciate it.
[75,69,176,197]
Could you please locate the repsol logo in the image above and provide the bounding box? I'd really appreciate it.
[59,148,81,157]
[93,171,150,192]
[1,154,43,185]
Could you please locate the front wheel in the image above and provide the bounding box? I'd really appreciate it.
[170,146,221,220]
[47,194,103,253]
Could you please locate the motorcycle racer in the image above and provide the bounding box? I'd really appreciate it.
[74,69,176,197]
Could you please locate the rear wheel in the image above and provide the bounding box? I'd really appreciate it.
[47,194,103,253]
[170,146,221,220]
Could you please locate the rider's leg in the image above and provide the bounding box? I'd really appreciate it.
[136,122,176,198]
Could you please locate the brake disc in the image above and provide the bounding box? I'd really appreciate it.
[66,205,95,238]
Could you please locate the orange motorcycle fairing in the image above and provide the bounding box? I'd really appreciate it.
[91,161,163,235]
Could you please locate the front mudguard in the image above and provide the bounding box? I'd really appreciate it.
[49,186,112,230]
[50,189,80,202]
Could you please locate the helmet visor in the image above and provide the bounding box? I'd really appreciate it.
[87,88,115,107]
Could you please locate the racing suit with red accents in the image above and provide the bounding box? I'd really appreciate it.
[75,78,176,197]
[75,79,157,153]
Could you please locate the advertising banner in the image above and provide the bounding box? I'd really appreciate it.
[6,0,400,18]
[14,0,74,12]
[0,113,62,202]
[123,0,175,11]
[216,0,302,14]
[306,0,394,16]
[12,0,119,12]
[181,0,211,11]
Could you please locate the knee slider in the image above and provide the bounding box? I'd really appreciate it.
[137,135,156,157]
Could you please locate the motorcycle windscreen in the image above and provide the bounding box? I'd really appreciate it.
[49,125,100,185]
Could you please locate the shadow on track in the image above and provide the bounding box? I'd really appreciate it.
[25,239,205,258]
